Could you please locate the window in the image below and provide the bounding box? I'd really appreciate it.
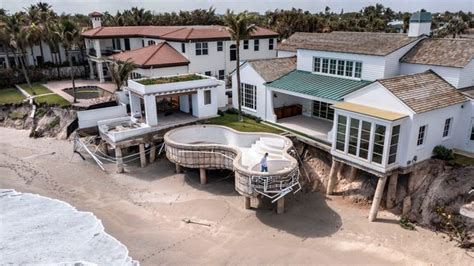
[337,60,345,76]
[218,70,225,80]
[269,38,274,50]
[230,44,237,61]
[205,71,212,76]
[195,42,208,55]
[388,125,400,164]
[355,62,362,78]
[254,39,259,51]
[322,58,329,73]
[313,57,321,72]
[113,38,121,50]
[371,124,386,164]
[345,61,353,77]
[348,118,360,155]
[204,90,212,105]
[329,59,337,74]
[471,125,474,141]
[181,43,186,53]
[359,121,371,159]
[312,101,334,120]
[217,41,223,52]
[443,118,452,138]
[142,40,145,47]
[124,38,130,50]
[240,83,257,110]
[417,125,426,146]
[243,40,249,50]
[147,40,156,46]
[336,115,347,151]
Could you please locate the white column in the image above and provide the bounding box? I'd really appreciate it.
[129,93,142,118]
[143,95,158,126]
[94,39,102,57]
[88,60,95,79]
[179,95,190,113]
[96,62,105,83]
[191,93,199,117]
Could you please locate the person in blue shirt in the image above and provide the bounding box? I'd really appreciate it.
[260,153,268,172]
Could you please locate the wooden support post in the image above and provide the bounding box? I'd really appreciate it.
[348,166,358,182]
[326,160,340,195]
[115,147,124,173]
[277,197,285,214]
[149,144,156,163]
[244,197,251,209]
[369,175,388,222]
[386,173,399,209]
[139,144,146,168]
[200,168,207,185]
[175,163,182,173]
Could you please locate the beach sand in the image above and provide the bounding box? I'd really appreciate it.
[0,127,471,265]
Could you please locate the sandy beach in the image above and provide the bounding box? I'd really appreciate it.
[0,127,471,265]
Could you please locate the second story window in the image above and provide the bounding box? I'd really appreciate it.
[313,56,362,79]
[217,41,223,52]
[195,42,208,56]
[181,43,186,53]
[218,70,225,80]
[243,40,249,50]
[269,39,274,50]
[254,39,259,51]
[148,40,156,46]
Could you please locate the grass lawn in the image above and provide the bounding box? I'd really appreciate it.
[0,88,25,105]
[34,94,70,107]
[19,83,52,96]
[206,113,282,134]
[451,154,474,166]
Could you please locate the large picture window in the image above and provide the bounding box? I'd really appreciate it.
[240,83,257,110]
[195,42,208,55]
[359,121,371,159]
[336,115,347,151]
[312,101,334,120]
[371,124,386,164]
[388,125,400,164]
[348,118,360,155]
[313,57,362,79]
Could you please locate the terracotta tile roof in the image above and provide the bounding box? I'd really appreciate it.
[109,42,189,68]
[278,31,420,56]
[378,70,468,113]
[82,25,278,41]
[400,38,474,68]
[247,56,296,82]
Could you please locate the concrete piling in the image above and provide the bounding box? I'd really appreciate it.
[386,173,399,209]
[139,144,146,168]
[115,147,124,173]
[149,144,156,163]
[199,168,207,185]
[244,197,251,209]
[326,160,341,195]
[369,175,388,222]
[277,197,285,214]
[175,163,182,173]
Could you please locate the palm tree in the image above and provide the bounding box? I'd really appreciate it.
[224,10,256,122]
[107,59,136,92]
[4,14,32,88]
[55,18,81,102]
[0,28,11,68]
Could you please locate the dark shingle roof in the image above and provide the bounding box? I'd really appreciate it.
[266,70,370,101]
[109,42,189,68]
[378,71,468,113]
[400,38,474,68]
[247,57,296,82]
[278,32,420,56]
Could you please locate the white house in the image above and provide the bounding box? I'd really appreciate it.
[81,12,279,83]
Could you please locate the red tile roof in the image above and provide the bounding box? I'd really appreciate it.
[82,25,278,41]
[109,42,189,68]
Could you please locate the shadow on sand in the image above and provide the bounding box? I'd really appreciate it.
[182,168,239,196]
[255,192,342,238]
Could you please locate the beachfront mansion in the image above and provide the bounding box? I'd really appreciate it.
[232,11,474,179]
[82,12,278,82]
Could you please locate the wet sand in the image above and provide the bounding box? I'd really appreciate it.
[0,127,471,265]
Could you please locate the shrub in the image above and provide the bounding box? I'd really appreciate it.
[432,145,454,161]
[217,109,225,116]
[8,111,27,120]
[225,108,239,115]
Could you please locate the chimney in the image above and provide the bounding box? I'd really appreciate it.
[89,11,103,29]
[408,10,432,37]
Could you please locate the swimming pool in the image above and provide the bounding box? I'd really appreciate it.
[63,86,112,99]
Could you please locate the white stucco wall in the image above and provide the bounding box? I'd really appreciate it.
[277,50,297,58]
[400,63,463,88]
[132,65,189,78]
[383,38,423,77]
[231,63,267,119]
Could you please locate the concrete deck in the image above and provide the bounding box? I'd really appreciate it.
[276,115,332,142]
[43,79,117,107]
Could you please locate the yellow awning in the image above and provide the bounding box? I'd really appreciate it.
[332,102,408,121]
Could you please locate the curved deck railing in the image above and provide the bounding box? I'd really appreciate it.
[164,125,300,200]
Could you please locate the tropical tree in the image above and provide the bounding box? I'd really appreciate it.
[445,16,467,38]
[224,10,256,122]
[107,59,136,92]
[55,18,81,102]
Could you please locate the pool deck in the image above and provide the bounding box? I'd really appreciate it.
[43,80,117,107]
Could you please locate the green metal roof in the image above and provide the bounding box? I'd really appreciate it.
[265,70,370,101]
[410,11,432,23]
